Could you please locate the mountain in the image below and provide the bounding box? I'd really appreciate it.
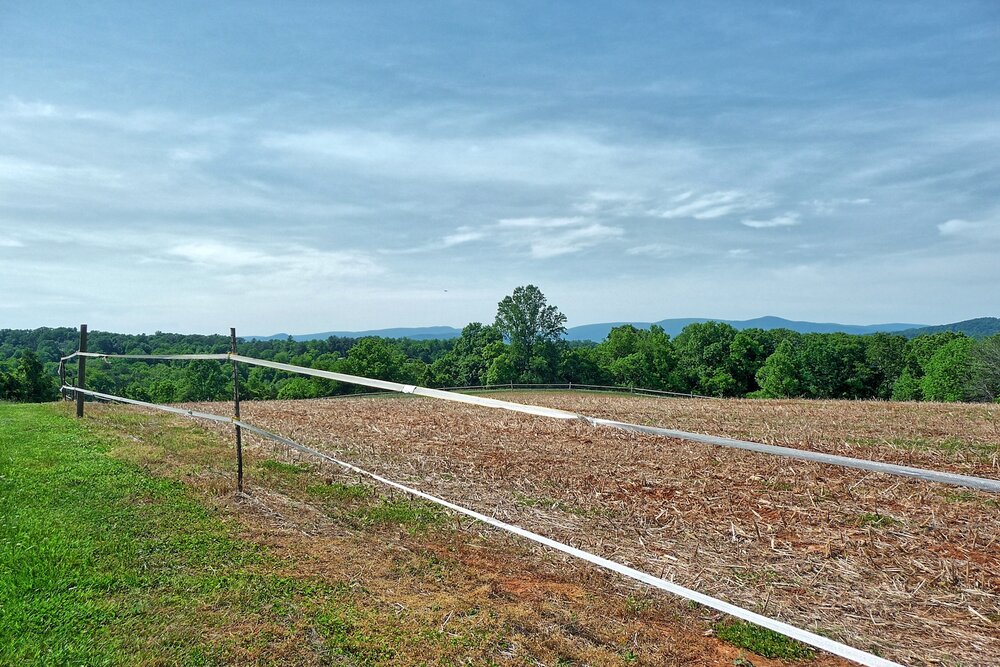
[248,317,929,343]
[564,316,925,341]
[895,317,1000,339]
[247,326,462,342]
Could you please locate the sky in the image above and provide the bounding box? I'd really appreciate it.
[1,1,998,335]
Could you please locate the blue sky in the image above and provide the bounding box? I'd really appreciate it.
[2,2,998,334]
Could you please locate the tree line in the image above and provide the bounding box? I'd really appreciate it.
[2,286,997,404]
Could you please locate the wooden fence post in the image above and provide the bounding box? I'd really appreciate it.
[76,324,87,417]
[230,327,244,493]
[59,360,66,400]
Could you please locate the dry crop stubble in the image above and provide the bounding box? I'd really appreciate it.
[87,403,853,666]
[179,393,999,666]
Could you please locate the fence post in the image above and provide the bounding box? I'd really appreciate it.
[230,327,244,494]
[75,324,87,417]
[59,360,66,400]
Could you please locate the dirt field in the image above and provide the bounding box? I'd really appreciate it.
[176,392,999,666]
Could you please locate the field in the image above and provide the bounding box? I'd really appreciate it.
[182,392,1000,666]
[3,394,998,665]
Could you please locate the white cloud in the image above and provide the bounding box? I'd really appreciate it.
[497,217,586,229]
[523,222,623,259]
[574,190,648,216]
[741,212,801,229]
[410,217,623,260]
[441,226,487,247]
[625,243,694,259]
[165,241,382,280]
[937,218,1000,240]
[804,197,871,215]
[0,237,24,248]
[651,190,771,220]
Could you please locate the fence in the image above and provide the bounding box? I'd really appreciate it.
[57,324,1000,667]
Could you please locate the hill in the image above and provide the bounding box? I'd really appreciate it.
[896,317,1000,339]
[250,317,926,343]
[565,316,925,341]
[248,326,462,341]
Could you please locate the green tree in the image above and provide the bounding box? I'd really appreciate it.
[968,334,1000,402]
[494,285,567,379]
[890,369,922,401]
[179,361,230,402]
[673,322,738,396]
[755,339,803,398]
[921,337,974,402]
[864,333,907,400]
[342,338,409,384]
[727,328,783,395]
[796,333,870,399]
[10,351,59,402]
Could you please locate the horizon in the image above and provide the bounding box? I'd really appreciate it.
[16,312,976,339]
[2,2,999,332]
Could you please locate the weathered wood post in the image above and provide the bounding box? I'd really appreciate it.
[59,359,66,400]
[230,327,244,493]
[76,324,87,417]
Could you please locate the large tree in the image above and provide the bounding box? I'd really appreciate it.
[494,285,567,379]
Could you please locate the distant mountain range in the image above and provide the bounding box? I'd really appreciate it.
[246,316,999,342]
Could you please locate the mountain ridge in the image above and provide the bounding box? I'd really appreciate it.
[247,316,964,342]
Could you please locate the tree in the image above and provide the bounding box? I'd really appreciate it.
[755,339,803,398]
[9,350,58,402]
[921,337,974,402]
[672,322,738,396]
[864,333,907,400]
[494,285,567,379]
[968,334,1000,402]
[179,361,230,402]
[342,338,409,384]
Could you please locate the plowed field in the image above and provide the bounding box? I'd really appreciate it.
[180,392,1000,666]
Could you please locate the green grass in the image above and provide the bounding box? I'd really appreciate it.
[353,497,446,530]
[258,458,312,475]
[713,619,815,660]
[0,403,353,665]
[0,404,490,666]
[306,480,372,500]
[856,512,901,529]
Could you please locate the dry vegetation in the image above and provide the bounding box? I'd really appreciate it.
[159,392,999,665]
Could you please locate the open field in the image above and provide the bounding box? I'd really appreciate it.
[173,392,1000,666]
[4,402,850,667]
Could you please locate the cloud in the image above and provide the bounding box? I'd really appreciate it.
[625,243,696,259]
[522,221,623,259]
[497,217,586,229]
[804,197,872,215]
[937,218,1000,241]
[441,227,487,247]
[0,237,24,248]
[407,217,623,260]
[573,191,648,216]
[165,241,383,280]
[651,190,771,220]
[741,212,801,229]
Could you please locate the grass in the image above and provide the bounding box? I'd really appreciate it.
[0,404,505,665]
[258,458,312,475]
[353,497,446,530]
[306,480,372,500]
[713,619,816,660]
[856,512,902,529]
